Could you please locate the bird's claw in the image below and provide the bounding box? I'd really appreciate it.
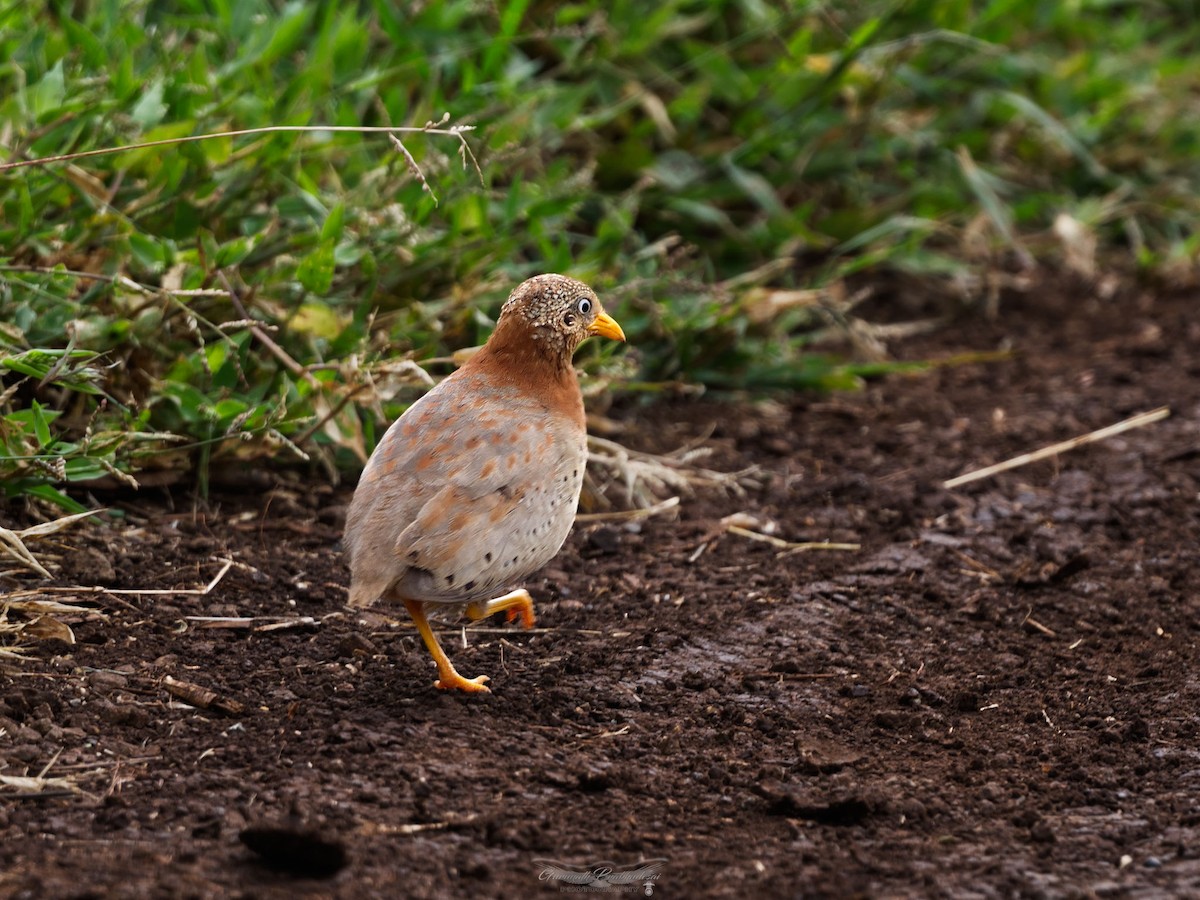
[506,604,535,629]
[434,672,491,693]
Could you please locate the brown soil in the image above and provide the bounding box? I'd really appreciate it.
[2,278,1199,899]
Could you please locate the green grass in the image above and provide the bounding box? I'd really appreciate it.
[2,0,1199,506]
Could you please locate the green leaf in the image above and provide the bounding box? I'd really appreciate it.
[291,302,346,339]
[28,60,67,119]
[297,240,336,295]
[723,158,786,218]
[836,215,940,255]
[131,79,168,128]
[321,203,345,242]
[213,237,254,268]
[30,401,53,449]
[261,2,315,66]
[24,484,89,514]
[482,0,532,77]
[128,233,168,271]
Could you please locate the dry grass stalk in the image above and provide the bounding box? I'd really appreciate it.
[0,749,96,798]
[726,524,861,556]
[0,594,110,657]
[1023,612,1057,638]
[586,435,754,510]
[185,615,319,632]
[575,495,680,524]
[40,557,233,596]
[0,510,100,579]
[0,773,82,795]
[944,406,1171,489]
[0,123,479,174]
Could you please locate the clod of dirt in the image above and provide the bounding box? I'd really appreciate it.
[1013,550,1091,586]
[1029,818,1057,844]
[582,525,622,556]
[335,633,379,659]
[239,825,348,878]
[792,739,866,775]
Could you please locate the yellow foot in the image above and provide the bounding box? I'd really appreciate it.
[434,670,491,693]
[402,596,493,695]
[466,589,536,629]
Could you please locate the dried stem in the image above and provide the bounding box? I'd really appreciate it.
[0,124,478,173]
[944,406,1171,489]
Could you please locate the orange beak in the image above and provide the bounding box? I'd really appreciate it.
[587,310,626,342]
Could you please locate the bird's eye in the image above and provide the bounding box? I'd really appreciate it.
[577,297,593,315]
[563,312,576,327]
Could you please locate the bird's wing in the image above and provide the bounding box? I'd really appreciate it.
[532,860,598,885]
[604,861,669,884]
[393,482,525,601]
[389,387,582,600]
[347,372,555,604]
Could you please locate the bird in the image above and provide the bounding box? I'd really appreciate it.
[534,858,668,889]
[344,274,625,693]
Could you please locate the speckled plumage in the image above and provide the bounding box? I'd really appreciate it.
[344,274,625,693]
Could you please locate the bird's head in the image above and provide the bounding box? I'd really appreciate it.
[491,274,625,363]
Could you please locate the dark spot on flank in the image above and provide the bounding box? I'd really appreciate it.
[464,581,476,592]
[485,552,493,563]
[446,574,455,585]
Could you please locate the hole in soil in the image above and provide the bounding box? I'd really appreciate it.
[790,797,874,827]
[239,826,348,879]
[759,783,875,827]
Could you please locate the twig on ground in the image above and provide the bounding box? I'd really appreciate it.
[944,406,1171,489]
[727,524,860,555]
[0,773,83,796]
[455,626,605,637]
[777,540,863,558]
[357,815,478,836]
[39,557,232,596]
[743,671,847,680]
[184,616,319,632]
[1022,610,1057,638]
[950,549,1003,581]
[0,749,92,797]
[162,675,245,715]
[575,495,680,524]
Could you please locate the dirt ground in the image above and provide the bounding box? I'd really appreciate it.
[1,276,1198,899]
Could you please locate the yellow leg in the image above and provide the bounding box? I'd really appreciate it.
[465,588,536,629]
[402,598,490,693]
